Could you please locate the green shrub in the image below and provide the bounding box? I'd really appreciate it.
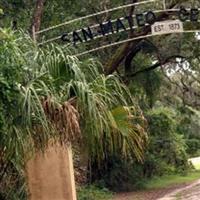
[144,107,189,177]
[89,106,190,192]
[93,155,145,191]
[177,106,200,157]
[77,185,113,200]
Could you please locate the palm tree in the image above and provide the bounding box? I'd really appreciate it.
[0,29,147,200]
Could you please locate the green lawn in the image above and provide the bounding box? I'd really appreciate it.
[144,170,200,190]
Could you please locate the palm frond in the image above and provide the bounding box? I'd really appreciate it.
[0,31,148,169]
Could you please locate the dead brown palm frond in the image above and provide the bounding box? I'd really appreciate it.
[41,97,81,143]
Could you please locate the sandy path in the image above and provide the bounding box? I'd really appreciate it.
[158,179,200,200]
[114,180,200,200]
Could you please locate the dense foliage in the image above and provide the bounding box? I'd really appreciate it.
[0,0,200,199]
[0,30,147,199]
[144,107,189,176]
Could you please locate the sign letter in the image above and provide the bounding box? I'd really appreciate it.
[61,33,70,42]
[82,27,94,41]
[100,20,114,35]
[136,14,145,27]
[179,7,189,21]
[73,31,83,45]
[190,8,199,22]
[116,18,126,32]
[146,11,156,25]
[125,15,134,30]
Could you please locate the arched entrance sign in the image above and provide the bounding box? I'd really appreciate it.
[35,0,200,56]
[27,2,200,200]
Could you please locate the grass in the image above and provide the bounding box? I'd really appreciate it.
[77,185,113,200]
[175,193,182,200]
[144,170,200,190]
[144,157,200,190]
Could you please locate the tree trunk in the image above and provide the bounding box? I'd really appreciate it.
[30,0,46,39]
[26,144,77,200]
[105,2,178,74]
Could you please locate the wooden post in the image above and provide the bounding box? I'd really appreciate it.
[26,143,77,200]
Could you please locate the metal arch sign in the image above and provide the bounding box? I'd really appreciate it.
[35,0,200,55]
[60,8,198,45]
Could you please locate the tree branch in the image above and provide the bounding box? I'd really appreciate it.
[105,2,179,74]
[127,55,186,78]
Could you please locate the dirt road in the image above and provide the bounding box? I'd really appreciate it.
[114,179,200,200]
[159,179,200,200]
